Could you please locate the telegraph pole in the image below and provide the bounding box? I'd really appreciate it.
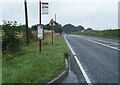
[39,0,42,52]
[55,14,56,22]
[24,0,29,45]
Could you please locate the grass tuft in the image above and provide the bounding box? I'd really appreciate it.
[2,34,67,83]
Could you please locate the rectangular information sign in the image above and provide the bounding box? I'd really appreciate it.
[37,24,43,39]
[42,2,48,14]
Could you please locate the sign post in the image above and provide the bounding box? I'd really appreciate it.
[37,24,44,39]
[39,0,42,52]
[38,0,48,52]
[37,24,44,52]
[48,19,56,45]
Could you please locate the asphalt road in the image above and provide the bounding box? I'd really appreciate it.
[61,34,119,84]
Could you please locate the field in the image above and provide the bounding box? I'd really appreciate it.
[74,29,120,40]
[2,31,67,83]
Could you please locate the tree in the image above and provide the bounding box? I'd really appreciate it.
[62,24,76,33]
[86,28,93,31]
[62,24,85,33]
[2,21,21,55]
[52,22,62,34]
[43,22,62,34]
[31,25,37,31]
[77,25,84,31]
[13,21,17,26]
[44,24,51,30]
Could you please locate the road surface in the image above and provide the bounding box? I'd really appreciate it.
[61,34,119,84]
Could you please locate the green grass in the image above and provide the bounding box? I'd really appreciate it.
[93,35,120,40]
[75,34,120,40]
[2,35,67,83]
[73,29,120,40]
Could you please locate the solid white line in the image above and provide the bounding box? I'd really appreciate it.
[86,38,120,51]
[87,39,120,51]
[89,38,119,46]
[73,35,119,46]
[75,36,120,51]
[64,35,92,85]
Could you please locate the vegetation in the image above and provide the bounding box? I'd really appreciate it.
[85,28,93,31]
[2,23,21,55]
[74,29,120,40]
[2,20,35,60]
[2,33,67,83]
[62,24,84,33]
[31,21,62,34]
[61,23,119,40]
[2,20,68,83]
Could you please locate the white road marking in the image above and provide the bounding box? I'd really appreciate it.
[64,35,92,85]
[88,38,119,46]
[75,36,120,51]
[71,35,119,46]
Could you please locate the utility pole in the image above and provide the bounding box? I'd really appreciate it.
[24,0,29,45]
[39,0,42,52]
[55,14,56,22]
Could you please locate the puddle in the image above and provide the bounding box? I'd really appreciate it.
[61,70,78,83]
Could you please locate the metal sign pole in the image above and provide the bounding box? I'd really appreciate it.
[39,0,42,52]
[52,28,53,45]
[40,39,42,52]
[49,19,56,45]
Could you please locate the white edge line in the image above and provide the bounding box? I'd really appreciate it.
[74,35,119,46]
[75,36,120,51]
[87,39,120,51]
[89,38,119,46]
[82,38,120,51]
[64,35,92,85]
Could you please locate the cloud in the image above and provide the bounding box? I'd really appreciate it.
[1,0,118,30]
[118,1,120,28]
[2,2,24,25]
[46,1,118,29]
[0,3,2,25]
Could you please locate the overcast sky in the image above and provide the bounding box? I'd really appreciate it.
[0,0,119,30]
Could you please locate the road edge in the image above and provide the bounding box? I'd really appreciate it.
[46,58,69,84]
[64,35,92,85]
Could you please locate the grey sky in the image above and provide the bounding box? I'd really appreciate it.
[0,0,119,30]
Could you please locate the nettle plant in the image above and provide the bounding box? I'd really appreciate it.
[2,20,20,55]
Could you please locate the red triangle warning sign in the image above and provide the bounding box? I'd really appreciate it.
[48,19,56,27]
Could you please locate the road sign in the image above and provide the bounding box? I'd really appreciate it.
[48,19,56,27]
[37,24,44,40]
[42,2,48,14]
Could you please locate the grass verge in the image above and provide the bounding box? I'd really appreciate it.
[78,34,120,40]
[2,34,67,83]
[74,33,120,40]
